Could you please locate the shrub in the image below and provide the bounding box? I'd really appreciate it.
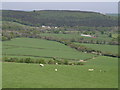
[68,62,74,65]
[38,59,46,64]
[24,58,31,63]
[63,60,69,65]
[18,58,24,63]
[48,60,55,64]
[3,57,9,62]
[56,60,62,65]
[76,62,84,65]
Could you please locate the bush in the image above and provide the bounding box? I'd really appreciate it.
[63,60,69,65]
[76,62,84,65]
[3,57,9,62]
[17,58,24,63]
[48,60,55,64]
[56,60,62,65]
[68,62,74,65]
[24,58,31,63]
[40,59,46,64]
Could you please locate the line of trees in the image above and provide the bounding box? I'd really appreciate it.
[3,57,85,65]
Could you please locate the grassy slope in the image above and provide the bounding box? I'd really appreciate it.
[75,43,118,54]
[2,56,118,88]
[2,21,36,31]
[3,38,94,60]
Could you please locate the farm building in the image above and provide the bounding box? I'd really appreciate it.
[81,34,96,38]
[42,25,51,29]
[81,34,92,37]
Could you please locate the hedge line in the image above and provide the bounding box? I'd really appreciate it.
[3,57,85,65]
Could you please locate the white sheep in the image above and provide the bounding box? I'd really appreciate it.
[55,69,58,72]
[88,69,94,71]
[79,60,87,62]
[39,64,44,67]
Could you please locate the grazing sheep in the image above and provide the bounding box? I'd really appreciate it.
[55,69,58,72]
[39,64,44,67]
[79,60,87,62]
[88,69,94,71]
[56,63,58,65]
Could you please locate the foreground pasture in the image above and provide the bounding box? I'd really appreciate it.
[2,56,118,88]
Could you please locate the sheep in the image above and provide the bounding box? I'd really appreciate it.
[39,64,44,67]
[79,60,87,62]
[55,69,58,72]
[88,69,94,72]
[56,63,58,65]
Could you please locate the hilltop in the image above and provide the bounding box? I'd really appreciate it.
[2,10,117,27]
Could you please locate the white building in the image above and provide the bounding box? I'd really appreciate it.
[81,34,92,37]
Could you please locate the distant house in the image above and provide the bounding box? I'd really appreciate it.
[42,25,51,29]
[42,25,45,28]
[81,34,96,38]
[81,34,92,37]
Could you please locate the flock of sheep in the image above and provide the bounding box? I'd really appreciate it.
[39,63,105,72]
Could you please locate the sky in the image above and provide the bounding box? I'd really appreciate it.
[2,2,118,14]
[1,0,119,2]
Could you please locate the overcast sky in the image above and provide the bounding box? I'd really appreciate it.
[2,2,118,13]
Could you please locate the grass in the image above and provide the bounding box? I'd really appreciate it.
[75,43,118,54]
[2,56,118,88]
[40,33,113,42]
[3,38,94,60]
[2,38,118,88]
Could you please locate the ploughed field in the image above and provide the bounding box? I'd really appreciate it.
[2,56,118,88]
[2,38,95,60]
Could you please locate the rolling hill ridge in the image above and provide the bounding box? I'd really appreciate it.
[2,10,117,27]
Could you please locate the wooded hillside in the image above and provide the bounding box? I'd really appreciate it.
[2,10,117,27]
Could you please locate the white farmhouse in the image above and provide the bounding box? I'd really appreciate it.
[81,34,92,37]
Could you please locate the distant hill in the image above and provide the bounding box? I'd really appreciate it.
[106,13,118,17]
[2,21,35,31]
[2,10,117,27]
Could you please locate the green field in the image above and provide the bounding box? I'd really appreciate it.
[2,10,118,88]
[75,43,118,55]
[2,56,118,88]
[3,38,94,60]
[2,37,118,88]
[40,33,112,42]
